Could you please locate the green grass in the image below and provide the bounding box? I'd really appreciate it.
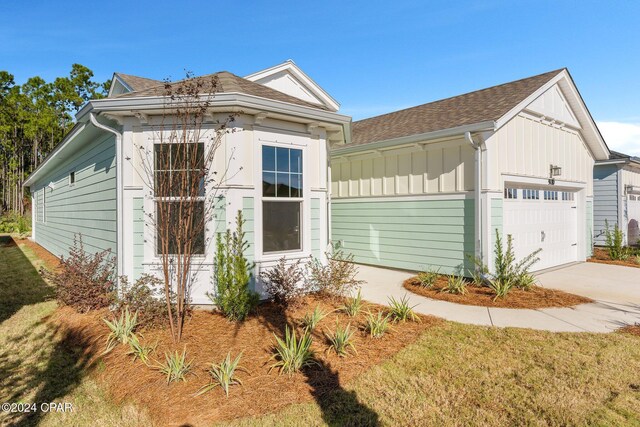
[1,234,640,426]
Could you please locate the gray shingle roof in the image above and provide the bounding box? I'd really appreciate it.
[114,71,329,110]
[351,69,565,146]
[114,73,164,92]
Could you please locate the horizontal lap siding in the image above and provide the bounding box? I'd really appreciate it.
[33,134,116,259]
[332,199,474,274]
[593,165,619,245]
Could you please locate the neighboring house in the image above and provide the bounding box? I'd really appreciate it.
[331,68,610,274]
[593,151,640,246]
[24,60,351,304]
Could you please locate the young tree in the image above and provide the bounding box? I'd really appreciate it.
[138,73,237,342]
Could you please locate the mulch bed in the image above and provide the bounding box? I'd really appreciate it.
[588,247,640,269]
[619,324,640,337]
[49,296,440,426]
[403,276,592,309]
[14,237,62,271]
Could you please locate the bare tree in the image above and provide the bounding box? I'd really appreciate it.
[137,73,237,342]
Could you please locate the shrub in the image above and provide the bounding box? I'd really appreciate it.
[197,352,247,397]
[387,295,420,322]
[103,308,139,353]
[300,306,329,331]
[157,347,193,384]
[417,268,440,288]
[307,248,364,298]
[341,289,364,317]
[326,323,357,357]
[442,275,468,295]
[116,274,172,328]
[126,334,156,365]
[210,211,259,321]
[43,234,116,312]
[364,310,390,338]
[270,326,317,375]
[260,257,306,308]
[0,212,31,235]
[604,219,625,260]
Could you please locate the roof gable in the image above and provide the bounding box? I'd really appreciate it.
[245,60,340,112]
[525,84,580,127]
[107,73,164,97]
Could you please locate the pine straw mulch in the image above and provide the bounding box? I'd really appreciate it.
[48,296,440,426]
[619,324,640,337]
[14,236,62,271]
[588,247,640,269]
[403,276,592,309]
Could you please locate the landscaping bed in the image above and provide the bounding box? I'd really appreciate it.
[50,296,439,426]
[589,247,640,269]
[403,276,592,309]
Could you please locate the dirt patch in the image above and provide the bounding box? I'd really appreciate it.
[14,237,61,271]
[50,296,440,426]
[403,276,592,309]
[588,247,640,269]
[619,324,640,337]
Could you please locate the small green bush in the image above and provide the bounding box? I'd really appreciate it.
[300,306,329,331]
[326,323,357,357]
[417,268,440,288]
[270,326,317,375]
[364,310,390,338]
[442,275,468,295]
[388,295,420,322]
[307,248,364,297]
[341,289,364,317]
[210,211,259,321]
[157,347,193,384]
[103,308,139,353]
[604,219,625,260]
[126,334,156,365]
[197,352,246,397]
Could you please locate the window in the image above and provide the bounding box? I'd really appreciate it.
[544,190,558,201]
[262,146,303,253]
[561,191,575,201]
[154,142,205,255]
[504,187,517,199]
[69,171,75,186]
[523,189,539,200]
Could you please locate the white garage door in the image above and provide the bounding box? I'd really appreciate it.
[503,187,578,271]
[628,195,640,245]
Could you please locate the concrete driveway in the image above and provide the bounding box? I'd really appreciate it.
[355,262,640,333]
[536,262,640,305]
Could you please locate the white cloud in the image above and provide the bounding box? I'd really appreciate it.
[597,121,640,157]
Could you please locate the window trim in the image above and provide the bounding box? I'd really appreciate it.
[68,171,76,187]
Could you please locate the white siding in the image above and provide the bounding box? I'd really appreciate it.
[621,165,640,188]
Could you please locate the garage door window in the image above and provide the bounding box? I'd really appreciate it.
[543,190,558,201]
[523,189,539,200]
[561,192,574,201]
[505,187,518,199]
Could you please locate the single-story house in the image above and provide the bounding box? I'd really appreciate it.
[24,60,351,304]
[330,68,610,274]
[593,151,640,246]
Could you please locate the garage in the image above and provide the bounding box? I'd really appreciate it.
[503,186,578,271]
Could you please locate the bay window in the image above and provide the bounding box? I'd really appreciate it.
[262,146,303,253]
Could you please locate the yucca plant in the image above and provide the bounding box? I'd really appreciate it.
[487,276,515,300]
[364,310,390,338]
[157,347,194,384]
[325,323,357,357]
[103,308,139,353]
[196,352,246,397]
[417,268,440,288]
[126,334,156,365]
[387,295,420,322]
[515,271,537,291]
[341,289,364,317]
[442,275,468,295]
[270,326,317,375]
[300,306,329,331]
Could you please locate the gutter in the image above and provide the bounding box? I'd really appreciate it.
[331,121,495,156]
[465,131,484,268]
[89,113,124,286]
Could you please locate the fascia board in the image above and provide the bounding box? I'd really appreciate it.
[331,121,495,156]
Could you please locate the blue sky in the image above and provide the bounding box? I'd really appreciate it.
[2,0,639,153]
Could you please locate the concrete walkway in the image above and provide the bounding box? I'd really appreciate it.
[355,264,640,333]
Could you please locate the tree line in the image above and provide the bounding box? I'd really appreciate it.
[0,64,110,215]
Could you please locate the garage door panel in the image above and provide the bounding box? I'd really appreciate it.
[628,196,640,245]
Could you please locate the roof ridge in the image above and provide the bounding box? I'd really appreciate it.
[355,68,566,124]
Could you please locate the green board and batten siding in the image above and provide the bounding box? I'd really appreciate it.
[242,197,254,265]
[586,200,594,257]
[331,198,474,274]
[132,197,144,280]
[311,198,321,258]
[32,134,116,259]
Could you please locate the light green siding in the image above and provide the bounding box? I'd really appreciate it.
[214,195,226,235]
[242,197,254,265]
[491,198,503,245]
[132,197,144,280]
[311,198,321,258]
[32,134,116,259]
[332,198,474,274]
[586,200,594,257]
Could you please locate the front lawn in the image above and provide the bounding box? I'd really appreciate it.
[1,235,639,426]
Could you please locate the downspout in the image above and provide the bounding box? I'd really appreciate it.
[90,112,124,287]
[465,131,483,268]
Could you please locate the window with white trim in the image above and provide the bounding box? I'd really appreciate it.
[504,187,518,199]
[561,191,574,201]
[523,189,539,200]
[262,146,303,253]
[544,190,559,201]
[154,142,205,255]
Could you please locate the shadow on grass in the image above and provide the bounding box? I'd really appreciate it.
[0,235,54,324]
[256,300,380,426]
